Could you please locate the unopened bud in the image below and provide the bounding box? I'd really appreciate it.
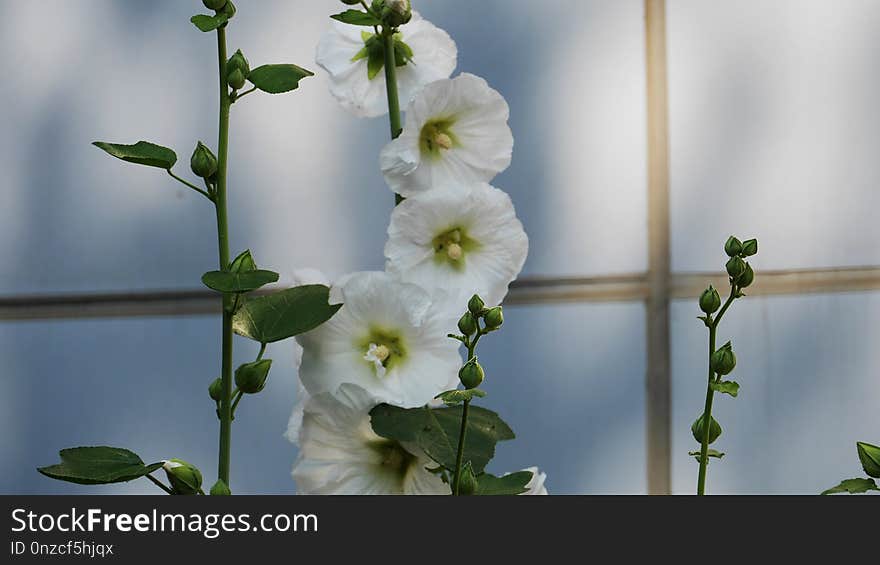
[467,294,485,316]
[208,377,223,402]
[691,414,722,445]
[699,285,721,314]
[220,0,236,18]
[459,357,484,389]
[380,0,412,28]
[163,459,202,495]
[741,238,758,257]
[190,141,218,179]
[203,0,227,11]
[458,312,477,336]
[483,306,504,330]
[235,359,272,394]
[209,479,231,496]
[710,342,736,376]
[738,263,755,288]
[724,236,743,257]
[226,49,249,90]
[857,441,880,478]
[726,255,746,280]
[458,462,478,495]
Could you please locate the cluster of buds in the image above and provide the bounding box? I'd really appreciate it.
[226,49,250,91]
[451,294,505,390]
[723,236,757,289]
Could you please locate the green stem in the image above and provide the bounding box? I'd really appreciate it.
[167,169,213,200]
[215,25,234,490]
[146,473,174,495]
[696,287,737,495]
[451,399,471,495]
[381,27,404,205]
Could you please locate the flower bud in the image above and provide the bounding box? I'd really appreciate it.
[202,0,227,10]
[380,0,412,28]
[698,285,721,314]
[691,414,722,445]
[738,263,755,288]
[210,479,231,496]
[457,312,477,336]
[208,377,223,402]
[741,238,758,257]
[190,141,218,179]
[226,49,250,90]
[235,359,272,394]
[710,342,736,376]
[163,459,202,495]
[458,462,478,496]
[857,441,880,478]
[484,306,504,330]
[467,294,485,316]
[220,0,236,18]
[459,357,484,389]
[724,236,742,257]
[725,255,746,280]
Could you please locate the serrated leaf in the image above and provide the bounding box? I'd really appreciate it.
[330,9,381,26]
[37,447,162,486]
[248,64,314,94]
[369,404,515,474]
[710,380,740,398]
[232,285,341,344]
[191,13,229,32]
[689,449,725,462]
[435,389,486,406]
[475,471,533,495]
[202,269,279,293]
[820,478,879,495]
[93,141,177,169]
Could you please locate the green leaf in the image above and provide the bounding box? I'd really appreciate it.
[248,64,314,94]
[191,13,229,32]
[232,285,341,344]
[330,9,381,26]
[435,388,487,406]
[370,404,515,474]
[37,447,162,486]
[821,478,879,495]
[476,471,533,495]
[92,141,177,169]
[689,449,725,462]
[230,250,257,273]
[856,441,880,478]
[201,269,279,293]
[710,380,740,398]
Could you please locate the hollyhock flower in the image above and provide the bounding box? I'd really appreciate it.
[291,383,449,494]
[520,467,549,495]
[316,12,457,118]
[385,182,528,307]
[296,271,460,408]
[379,73,513,197]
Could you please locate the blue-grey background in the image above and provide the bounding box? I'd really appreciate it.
[1,0,878,494]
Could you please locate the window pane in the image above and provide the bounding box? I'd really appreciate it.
[668,0,880,271]
[0,1,646,296]
[671,292,880,494]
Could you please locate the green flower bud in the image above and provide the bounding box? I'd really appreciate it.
[229,249,257,273]
[691,414,722,445]
[459,357,484,389]
[226,49,250,90]
[190,141,218,179]
[484,306,504,330]
[710,342,736,376]
[235,359,272,394]
[724,236,742,257]
[208,377,223,402]
[202,0,227,11]
[220,0,236,18]
[467,294,485,316]
[725,255,746,280]
[458,462,478,496]
[209,479,231,496]
[741,238,758,257]
[458,312,477,336]
[738,263,755,288]
[699,285,722,314]
[379,0,412,28]
[856,441,880,478]
[163,459,202,495]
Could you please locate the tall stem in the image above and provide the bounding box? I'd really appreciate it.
[452,399,471,495]
[215,26,234,489]
[382,28,404,205]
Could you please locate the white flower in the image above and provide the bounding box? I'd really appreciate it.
[296,271,461,408]
[519,467,549,495]
[385,182,528,307]
[292,383,449,494]
[379,73,513,197]
[316,12,457,118]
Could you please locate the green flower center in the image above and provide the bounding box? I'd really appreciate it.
[368,439,417,489]
[432,227,478,270]
[359,326,407,377]
[420,119,458,159]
